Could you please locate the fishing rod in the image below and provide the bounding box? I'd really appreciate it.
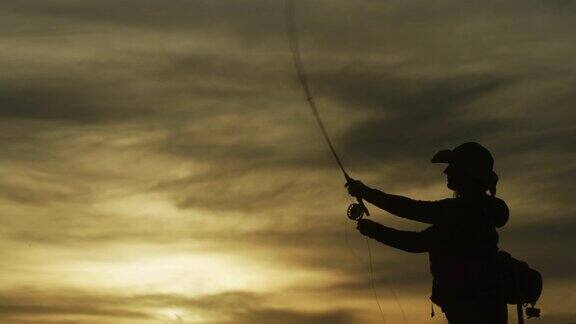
[283,5,413,324]
[284,0,369,221]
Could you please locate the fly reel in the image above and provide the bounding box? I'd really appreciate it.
[347,203,365,220]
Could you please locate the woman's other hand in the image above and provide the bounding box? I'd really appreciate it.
[356,219,381,237]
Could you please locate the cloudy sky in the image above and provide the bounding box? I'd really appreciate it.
[1,0,575,323]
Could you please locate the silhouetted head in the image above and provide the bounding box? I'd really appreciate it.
[431,142,499,197]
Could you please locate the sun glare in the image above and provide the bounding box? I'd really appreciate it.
[38,249,340,299]
[160,308,186,322]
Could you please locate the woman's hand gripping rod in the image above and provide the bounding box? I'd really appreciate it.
[345,175,370,220]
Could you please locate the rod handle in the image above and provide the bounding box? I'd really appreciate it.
[345,173,370,216]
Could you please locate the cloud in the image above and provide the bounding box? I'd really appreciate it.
[221,308,356,324]
[0,289,151,321]
[0,78,154,123]
[499,215,576,283]
[316,66,512,167]
[0,288,358,324]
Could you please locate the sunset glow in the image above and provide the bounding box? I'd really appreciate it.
[1,0,575,323]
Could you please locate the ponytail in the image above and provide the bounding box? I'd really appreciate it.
[488,172,499,197]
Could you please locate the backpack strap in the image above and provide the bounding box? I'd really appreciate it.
[517,303,524,324]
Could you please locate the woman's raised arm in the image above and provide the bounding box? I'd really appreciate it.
[347,179,445,224]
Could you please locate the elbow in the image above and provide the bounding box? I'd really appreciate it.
[404,246,429,253]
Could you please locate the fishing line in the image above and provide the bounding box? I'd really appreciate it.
[344,217,364,264]
[367,237,408,324]
[346,216,408,324]
[345,219,391,324]
[366,237,387,324]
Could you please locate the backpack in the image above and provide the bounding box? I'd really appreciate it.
[496,251,543,323]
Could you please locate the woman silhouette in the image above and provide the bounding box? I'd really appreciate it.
[346,142,509,324]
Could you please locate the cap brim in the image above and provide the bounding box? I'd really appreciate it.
[431,149,453,163]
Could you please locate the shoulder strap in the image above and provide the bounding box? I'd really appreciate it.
[517,303,524,324]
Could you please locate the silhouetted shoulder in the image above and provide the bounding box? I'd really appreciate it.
[431,196,509,228]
